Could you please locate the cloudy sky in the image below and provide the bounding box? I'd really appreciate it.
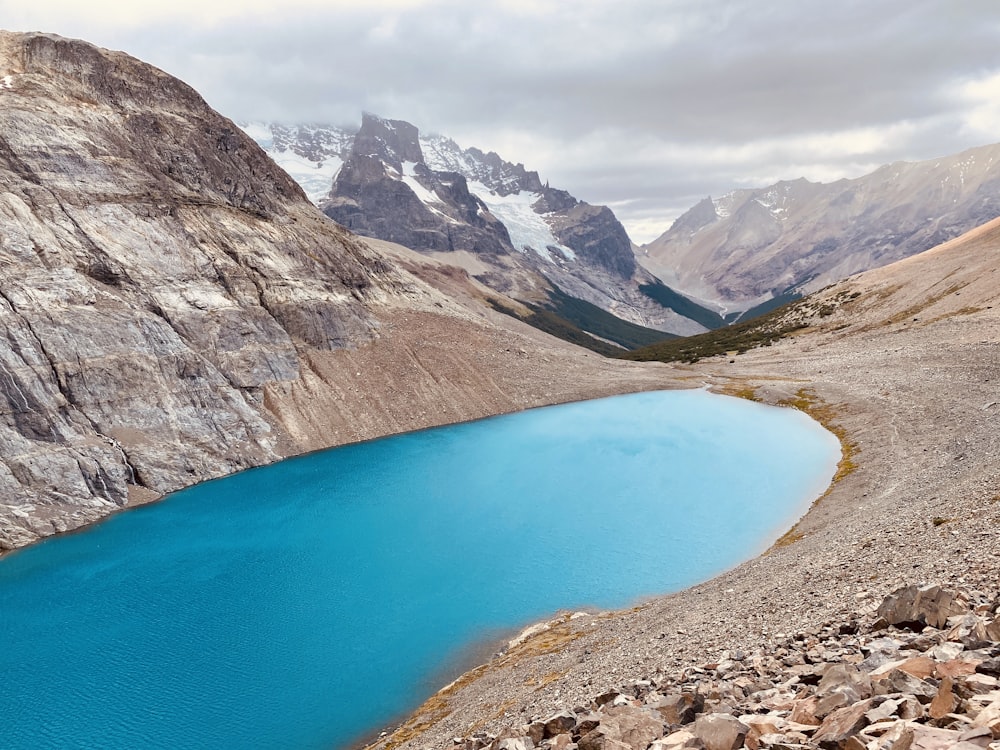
[4,0,999,243]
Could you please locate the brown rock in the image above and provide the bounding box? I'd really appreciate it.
[971,698,1000,738]
[649,692,705,726]
[873,669,939,701]
[550,735,576,750]
[877,585,971,630]
[897,657,937,680]
[543,711,578,739]
[649,730,703,750]
[928,675,957,721]
[578,709,664,750]
[812,700,871,749]
[691,713,749,750]
[935,659,981,679]
[743,716,782,750]
[789,697,822,726]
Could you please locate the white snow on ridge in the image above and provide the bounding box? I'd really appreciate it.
[469,182,575,263]
[240,122,273,149]
[399,161,444,205]
[240,122,348,204]
[420,134,471,174]
[272,152,343,203]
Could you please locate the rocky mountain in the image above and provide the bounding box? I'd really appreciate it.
[640,143,1000,311]
[246,116,716,339]
[0,30,419,549]
[0,31,679,552]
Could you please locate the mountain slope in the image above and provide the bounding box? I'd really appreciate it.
[0,32,680,551]
[247,116,717,338]
[641,144,1000,309]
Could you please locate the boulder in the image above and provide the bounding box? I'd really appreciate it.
[812,700,871,749]
[877,585,971,630]
[578,709,664,750]
[691,713,749,750]
[543,711,578,739]
[649,692,705,726]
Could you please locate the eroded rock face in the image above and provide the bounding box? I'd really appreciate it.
[0,31,410,549]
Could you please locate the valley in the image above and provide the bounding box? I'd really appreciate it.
[1,27,999,750]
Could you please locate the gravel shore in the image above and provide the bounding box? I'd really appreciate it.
[367,239,1000,749]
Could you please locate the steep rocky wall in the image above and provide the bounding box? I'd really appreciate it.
[0,31,423,550]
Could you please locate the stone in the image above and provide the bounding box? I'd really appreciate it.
[928,675,958,721]
[971,698,1000,738]
[649,730,703,750]
[691,713,749,750]
[877,585,971,630]
[543,711,578,739]
[578,709,664,750]
[936,659,981,679]
[874,669,940,701]
[976,659,1000,677]
[496,738,535,750]
[649,692,705,726]
[788,696,823,726]
[549,734,576,750]
[897,657,937,680]
[865,697,901,723]
[812,700,871,749]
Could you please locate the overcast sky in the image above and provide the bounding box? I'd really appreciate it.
[4,0,999,243]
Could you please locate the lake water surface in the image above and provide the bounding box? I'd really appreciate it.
[0,389,839,749]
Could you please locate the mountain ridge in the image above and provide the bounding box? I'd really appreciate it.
[0,31,675,551]
[641,142,1000,309]
[246,115,716,338]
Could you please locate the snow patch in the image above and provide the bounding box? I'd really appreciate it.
[241,123,353,204]
[468,182,575,262]
[272,152,343,203]
[398,161,444,205]
[239,121,273,149]
[1,75,12,89]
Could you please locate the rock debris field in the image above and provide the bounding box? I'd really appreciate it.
[452,584,1000,750]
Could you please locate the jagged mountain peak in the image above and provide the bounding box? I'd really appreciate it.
[248,115,724,337]
[354,111,423,169]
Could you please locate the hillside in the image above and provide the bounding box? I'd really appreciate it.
[371,212,1000,749]
[640,144,1000,310]
[0,32,678,551]
[246,117,717,339]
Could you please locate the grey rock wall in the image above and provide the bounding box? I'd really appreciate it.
[0,31,408,549]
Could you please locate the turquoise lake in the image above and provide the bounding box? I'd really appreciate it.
[0,389,839,749]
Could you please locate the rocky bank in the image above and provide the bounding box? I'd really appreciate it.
[366,220,1000,748]
[447,584,1000,750]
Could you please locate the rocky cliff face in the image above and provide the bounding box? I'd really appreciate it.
[248,117,711,337]
[0,31,430,550]
[641,145,1000,309]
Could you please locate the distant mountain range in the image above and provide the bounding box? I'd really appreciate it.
[639,143,1000,311]
[244,116,718,341]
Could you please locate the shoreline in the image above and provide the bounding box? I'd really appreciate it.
[366,303,1000,749]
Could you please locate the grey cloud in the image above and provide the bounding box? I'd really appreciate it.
[16,0,1000,242]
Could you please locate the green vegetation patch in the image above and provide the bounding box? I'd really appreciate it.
[543,287,678,350]
[638,280,726,330]
[488,286,677,355]
[487,297,625,357]
[620,300,807,363]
